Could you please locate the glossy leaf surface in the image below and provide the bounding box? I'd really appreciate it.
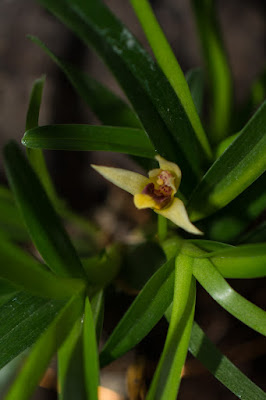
[189,322,266,400]
[204,243,266,278]
[22,124,156,159]
[188,101,266,220]
[0,292,65,369]
[193,258,266,335]
[130,0,211,158]
[36,0,204,195]
[5,294,84,400]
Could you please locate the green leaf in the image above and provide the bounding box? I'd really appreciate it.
[90,291,104,344]
[0,187,28,241]
[35,0,203,195]
[186,68,204,116]
[204,243,266,279]
[25,76,58,206]
[0,280,18,307]
[192,257,266,335]
[3,141,86,279]
[28,35,141,129]
[83,297,99,399]
[191,0,232,142]
[58,296,99,400]
[0,235,85,299]
[4,294,84,400]
[0,292,65,369]
[129,0,211,159]
[188,101,266,221]
[22,124,156,159]
[58,316,87,400]
[188,239,232,253]
[100,258,175,367]
[203,172,266,243]
[25,76,44,131]
[189,322,266,400]
[147,254,195,400]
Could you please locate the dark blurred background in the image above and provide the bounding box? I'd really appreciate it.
[0,1,265,399]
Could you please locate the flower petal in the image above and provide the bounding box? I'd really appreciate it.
[157,198,203,235]
[134,193,160,210]
[91,165,149,195]
[155,155,182,181]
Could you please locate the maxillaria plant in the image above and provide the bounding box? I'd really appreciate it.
[0,0,265,399]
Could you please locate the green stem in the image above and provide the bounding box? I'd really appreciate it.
[158,215,168,242]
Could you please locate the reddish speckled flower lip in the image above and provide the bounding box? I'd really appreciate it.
[91,155,203,235]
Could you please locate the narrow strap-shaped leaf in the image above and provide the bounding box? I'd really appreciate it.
[36,0,202,194]
[83,297,99,399]
[22,124,156,159]
[191,0,232,142]
[188,239,233,253]
[188,101,266,221]
[189,322,266,400]
[58,317,87,400]
[147,254,195,400]
[90,291,104,344]
[0,292,66,369]
[28,35,141,129]
[4,294,84,400]
[0,235,85,299]
[186,68,204,116]
[100,258,175,367]
[25,76,58,206]
[25,76,44,131]
[3,141,86,279]
[192,257,266,335]
[130,0,211,159]
[200,243,266,279]
[58,297,99,400]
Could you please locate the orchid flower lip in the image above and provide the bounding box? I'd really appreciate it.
[91,155,203,235]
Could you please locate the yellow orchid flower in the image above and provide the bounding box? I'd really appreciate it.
[92,155,202,235]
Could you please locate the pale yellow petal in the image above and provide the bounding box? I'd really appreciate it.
[91,165,149,195]
[155,155,181,183]
[148,168,161,179]
[134,193,160,210]
[157,198,203,235]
